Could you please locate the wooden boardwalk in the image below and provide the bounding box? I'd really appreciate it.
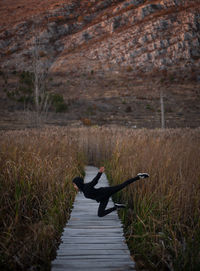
[51,166,135,271]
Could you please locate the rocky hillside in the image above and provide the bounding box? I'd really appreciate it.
[0,0,200,129]
[0,0,200,73]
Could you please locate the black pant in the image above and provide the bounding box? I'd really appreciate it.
[97,176,139,217]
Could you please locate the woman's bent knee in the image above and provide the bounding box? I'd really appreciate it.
[98,211,105,217]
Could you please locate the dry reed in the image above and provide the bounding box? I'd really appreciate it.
[69,126,200,270]
[106,128,200,270]
[0,128,85,270]
[0,126,199,270]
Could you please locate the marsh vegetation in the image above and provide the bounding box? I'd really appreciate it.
[0,127,199,270]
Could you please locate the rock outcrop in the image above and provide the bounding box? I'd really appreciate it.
[0,0,200,77]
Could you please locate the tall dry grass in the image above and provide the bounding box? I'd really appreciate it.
[106,129,200,270]
[0,128,85,270]
[69,126,200,271]
[0,126,199,270]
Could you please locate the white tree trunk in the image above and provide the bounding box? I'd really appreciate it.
[160,89,165,129]
[33,35,40,123]
[32,26,50,127]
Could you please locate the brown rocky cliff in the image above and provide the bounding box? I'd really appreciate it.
[51,0,200,76]
[0,0,200,76]
[0,0,200,130]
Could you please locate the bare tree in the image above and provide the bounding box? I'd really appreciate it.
[160,88,165,129]
[31,21,51,127]
[156,78,166,129]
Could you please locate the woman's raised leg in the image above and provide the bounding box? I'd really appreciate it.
[97,174,149,217]
[97,197,117,217]
[104,173,149,198]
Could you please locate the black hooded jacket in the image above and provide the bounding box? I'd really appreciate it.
[73,172,105,202]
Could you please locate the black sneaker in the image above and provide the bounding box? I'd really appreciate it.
[115,203,126,209]
[137,173,149,179]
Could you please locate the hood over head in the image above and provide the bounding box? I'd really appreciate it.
[72,177,84,191]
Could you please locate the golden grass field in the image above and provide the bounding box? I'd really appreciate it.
[0,126,200,270]
[0,128,85,270]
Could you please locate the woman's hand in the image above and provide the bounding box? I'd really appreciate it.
[99,167,105,173]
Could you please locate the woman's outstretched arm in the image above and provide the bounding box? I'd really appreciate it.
[90,167,104,187]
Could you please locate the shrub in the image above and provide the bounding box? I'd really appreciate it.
[7,90,16,99]
[17,95,34,104]
[5,50,12,56]
[39,51,47,58]
[146,104,154,110]
[56,16,66,22]
[85,106,96,116]
[50,93,64,104]
[55,102,68,113]
[49,93,68,113]
[49,17,57,22]
[69,14,74,19]
[19,71,33,87]
[78,15,84,22]
[81,118,92,126]
[6,72,34,104]
[125,106,132,112]
[126,66,133,72]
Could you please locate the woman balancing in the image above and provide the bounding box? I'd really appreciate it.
[72,167,149,217]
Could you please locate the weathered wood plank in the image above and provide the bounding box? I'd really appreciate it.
[63,230,123,234]
[53,259,134,264]
[56,249,129,255]
[52,262,135,271]
[51,166,135,271]
[54,258,133,263]
[60,238,125,244]
[57,243,128,250]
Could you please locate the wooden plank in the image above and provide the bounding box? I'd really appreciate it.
[67,221,122,225]
[53,263,134,270]
[57,243,128,250]
[60,238,125,244]
[61,236,125,241]
[53,259,134,264]
[62,228,123,234]
[53,263,134,269]
[52,262,135,271]
[52,268,134,271]
[54,255,133,264]
[51,166,135,271]
[56,249,129,256]
[65,226,122,229]
[54,268,134,271]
